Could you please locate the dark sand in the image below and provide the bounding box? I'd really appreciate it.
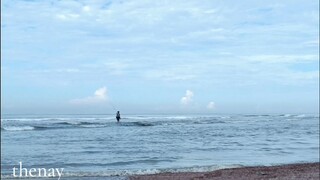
[2,163,319,180]
[130,163,320,180]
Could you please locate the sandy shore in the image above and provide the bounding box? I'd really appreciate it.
[130,163,320,180]
[2,163,318,179]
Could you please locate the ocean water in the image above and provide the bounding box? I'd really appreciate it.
[1,114,319,179]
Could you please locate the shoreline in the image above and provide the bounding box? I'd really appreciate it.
[1,162,319,179]
[130,162,320,180]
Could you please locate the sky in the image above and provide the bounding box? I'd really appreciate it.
[1,0,319,114]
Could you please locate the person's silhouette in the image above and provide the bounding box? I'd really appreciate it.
[116,111,121,122]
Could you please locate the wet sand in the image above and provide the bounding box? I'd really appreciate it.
[2,163,319,179]
[130,162,319,180]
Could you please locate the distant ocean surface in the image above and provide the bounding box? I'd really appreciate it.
[1,114,319,179]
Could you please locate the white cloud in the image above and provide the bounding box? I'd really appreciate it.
[243,54,318,64]
[145,69,196,81]
[62,68,80,73]
[144,65,199,81]
[31,68,80,73]
[303,39,319,46]
[181,90,194,105]
[207,101,215,110]
[3,0,319,114]
[56,13,80,20]
[70,87,107,105]
[82,6,91,13]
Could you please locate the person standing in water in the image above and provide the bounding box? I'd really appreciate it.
[116,111,121,122]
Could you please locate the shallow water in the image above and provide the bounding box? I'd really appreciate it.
[1,114,319,178]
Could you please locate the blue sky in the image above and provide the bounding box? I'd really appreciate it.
[1,0,319,114]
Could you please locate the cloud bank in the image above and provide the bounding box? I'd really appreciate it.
[2,0,318,114]
[70,87,107,105]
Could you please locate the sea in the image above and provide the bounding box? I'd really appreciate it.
[1,114,319,179]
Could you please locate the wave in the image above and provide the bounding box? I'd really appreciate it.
[1,117,116,122]
[61,158,176,168]
[1,126,35,131]
[55,122,78,125]
[120,122,155,127]
[62,164,242,177]
[55,121,101,125]
[1,121,160,131]
[0,116,182,122]
[1,125,60,131]
[192,119,225,124]
[1,118,56,122]
[1,116,234,132]
[4,114,316,132]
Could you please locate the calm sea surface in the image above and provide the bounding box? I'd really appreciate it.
[1,114,319,178]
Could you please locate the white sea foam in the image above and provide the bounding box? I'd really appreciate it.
[3,126,35,131]
[295,114,306,118]
[1,118,52,121]
[51,164,242,177]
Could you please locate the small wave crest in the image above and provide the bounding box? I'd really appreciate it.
[2,121,157,132]
[2,126,35,131]
[47,164,242,178]
[120,122,155,127]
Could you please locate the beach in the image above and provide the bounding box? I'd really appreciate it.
[2,163,318,180]
[130,163,320,180]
